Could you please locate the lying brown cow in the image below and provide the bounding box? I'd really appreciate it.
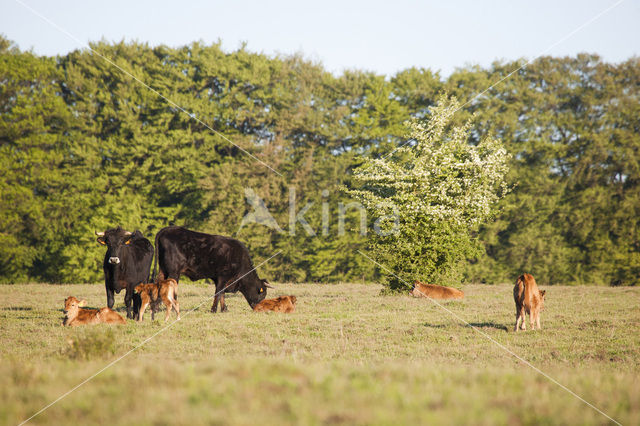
[134,279,180,321]
[63,296,126,326]
[411,281,465,300]
[513,273,546,331]
[253,295,297,313]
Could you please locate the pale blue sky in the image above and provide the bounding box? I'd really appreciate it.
[2,0,638,76]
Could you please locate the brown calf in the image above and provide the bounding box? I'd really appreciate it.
[411,281,465,300]
[253,295,297,313]
[63,296,126,326]
[513,273,546,331]
[134,279,180,321]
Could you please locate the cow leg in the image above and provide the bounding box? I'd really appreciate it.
[514,311,521,332]
[211,293,220,313]
[535,310,541,330]
[211,278,221,313]
[132,292,141,319]
[166,293,180,320]
[173,299,180,320]
[215,276,234,313]
[138,301,149,321]
[164,300,172,321]
[220,293,228,312]
[519,308,527,331]
[124,288,134,319]
[211,292,228,313]
[211,278,231,313]
[125,291,131,319]
[106,285,115,309]
[529,312,535,330]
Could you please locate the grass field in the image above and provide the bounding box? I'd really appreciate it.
[1,282,639,425]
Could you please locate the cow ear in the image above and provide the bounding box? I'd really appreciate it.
[78,300,87,307]
[97,237,106,245]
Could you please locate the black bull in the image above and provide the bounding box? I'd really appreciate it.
[153,226,271,311]
[96,227,154,319]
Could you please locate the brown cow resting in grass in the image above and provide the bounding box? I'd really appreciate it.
[411,281,465,300]
[513,273,546,331]
[135,279,180,321]
[63,296,126,326]
[253,295,297,313]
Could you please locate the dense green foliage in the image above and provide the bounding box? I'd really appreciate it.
[345,96,511,290]
[1,35,638,284]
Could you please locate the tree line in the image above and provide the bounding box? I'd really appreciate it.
[1,35,638,285]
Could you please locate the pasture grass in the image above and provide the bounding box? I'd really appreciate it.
[0,282,639,425]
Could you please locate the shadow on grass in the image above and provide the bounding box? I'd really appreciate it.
[2,306,33,311]
[422,322,509,332]
[467,322,509,332]
[422,323,448,329]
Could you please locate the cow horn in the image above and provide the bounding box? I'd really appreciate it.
[124,231,132,236]
[95,231,105,237]
[263,282,274,289]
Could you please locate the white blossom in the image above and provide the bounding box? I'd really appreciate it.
[346,94,511,236]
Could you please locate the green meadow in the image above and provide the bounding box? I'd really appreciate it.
[1,282,638,425]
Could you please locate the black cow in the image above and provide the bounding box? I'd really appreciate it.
[153,226,272,312]
[96,227,154,319]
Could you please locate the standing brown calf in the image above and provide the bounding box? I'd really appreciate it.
[63,296,126,326]
[253,295,297,313]
[513,273,546,331]
[411,281,465,300]
[135,279,180,321]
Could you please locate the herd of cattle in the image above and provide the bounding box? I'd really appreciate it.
[63,225,288,326]
[62,226,545,331]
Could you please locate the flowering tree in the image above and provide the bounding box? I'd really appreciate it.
[345,95,511,291]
